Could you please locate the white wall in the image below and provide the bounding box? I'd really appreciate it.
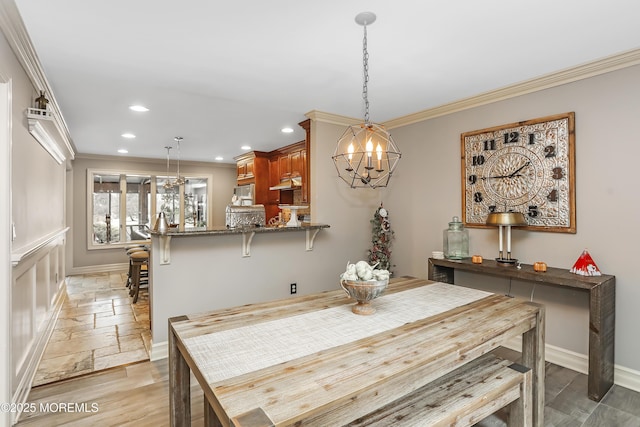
[384,64,640,372]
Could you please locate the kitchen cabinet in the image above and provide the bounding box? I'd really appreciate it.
[236,159,254,180]
[234,151,268,184]
[279,153,291,178]
[290,149,304,178]
[277,144,304,180]
[235,119,311,223]
[234,151,270,208]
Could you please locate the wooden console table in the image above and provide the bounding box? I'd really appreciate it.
[428,257,615,402]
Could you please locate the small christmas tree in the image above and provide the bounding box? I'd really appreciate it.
[367,203,394,274]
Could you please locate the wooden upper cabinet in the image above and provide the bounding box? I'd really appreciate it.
[274,141,305,180]
[245,159,254,179]
[268,157,280,203]
[236,158,254,180]
[234,152,270,207]
[290,150,303,178]
[279,153,291,179]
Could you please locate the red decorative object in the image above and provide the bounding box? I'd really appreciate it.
[570,249,601,276]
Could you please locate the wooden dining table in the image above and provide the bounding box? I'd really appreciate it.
[169,276,545,426]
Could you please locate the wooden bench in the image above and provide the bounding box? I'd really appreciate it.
[345,353,532,427]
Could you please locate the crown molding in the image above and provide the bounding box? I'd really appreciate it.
[0,0,75,159]
[384,48,640,129]
[305,110,362,127]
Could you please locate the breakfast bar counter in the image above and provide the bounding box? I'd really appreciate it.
[149,223,329,237]
[150,223,329,261]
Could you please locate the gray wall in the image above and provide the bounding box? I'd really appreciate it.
[2,40,67,250]
[69,155,236,270]
[1,25,70,420]
[384,64,640,371]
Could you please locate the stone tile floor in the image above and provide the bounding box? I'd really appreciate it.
[33,271,150,386]
[476,347,640,426]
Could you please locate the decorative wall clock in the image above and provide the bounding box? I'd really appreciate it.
[461,112,575,233]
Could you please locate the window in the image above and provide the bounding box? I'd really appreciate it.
[92,174,120,244]
[88,169,211,249]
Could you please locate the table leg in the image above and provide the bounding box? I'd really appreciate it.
[204,398,222,427]
[588,278,615,401]
[169,317,191,426]
[522,304,545,427]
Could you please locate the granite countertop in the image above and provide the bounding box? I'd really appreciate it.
[149,223,330,237]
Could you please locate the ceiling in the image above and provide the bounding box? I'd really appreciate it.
[13,0,640,163]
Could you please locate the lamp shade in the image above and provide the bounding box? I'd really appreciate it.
[486,212,528,227]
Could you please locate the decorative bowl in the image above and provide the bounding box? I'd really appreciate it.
[340,279,389,315]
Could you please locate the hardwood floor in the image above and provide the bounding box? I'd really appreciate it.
[17,348,640,426]
[18,274,640,426]
[18,358,205,426]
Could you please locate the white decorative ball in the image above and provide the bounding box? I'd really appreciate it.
[379,208,387,217]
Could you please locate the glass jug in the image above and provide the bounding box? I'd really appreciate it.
[443,216,469,259]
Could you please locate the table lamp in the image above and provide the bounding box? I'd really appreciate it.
[486,212,527,264]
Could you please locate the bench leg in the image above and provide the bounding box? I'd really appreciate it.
[508,367,533,427]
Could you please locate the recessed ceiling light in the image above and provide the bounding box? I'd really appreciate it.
[215,156,223,161]
[241,145,251,150]
[129,105,149,112]
[117,149,129,154]
[121,133,136,139]
[281,127,294,133]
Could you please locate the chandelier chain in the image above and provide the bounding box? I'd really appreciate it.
[362,24,370,125]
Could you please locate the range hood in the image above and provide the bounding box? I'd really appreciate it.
[269,176,302,191]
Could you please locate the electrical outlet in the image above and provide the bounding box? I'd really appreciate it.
[290,283,297,294]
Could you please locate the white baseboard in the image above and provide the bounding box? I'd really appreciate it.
[614,364,640,394]
[150,341,168,361]
[503,337,640,394]
[69,263,128,275]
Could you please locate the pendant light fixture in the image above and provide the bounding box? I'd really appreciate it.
[173,136,185,186]
[332,12,401,189]
[163,146,174,190]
